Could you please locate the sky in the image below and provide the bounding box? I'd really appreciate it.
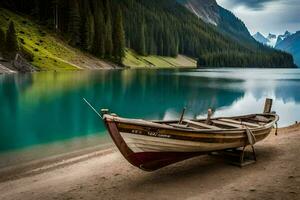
[216,0,300,36]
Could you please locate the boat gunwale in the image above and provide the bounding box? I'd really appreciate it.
[104,113,279,133]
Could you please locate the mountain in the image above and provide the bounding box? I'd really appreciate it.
[276,31,291,45]
[0,0,296,69]
[252,30,299,67]
[253,31,292,47]
[253,32,269,45]
[178,0,255,44]
[177,0,219,25]
[267,33,277,47]
[276,31,300,67]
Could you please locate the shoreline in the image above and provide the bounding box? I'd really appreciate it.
[0,64,197,75]
[0,123,299,199]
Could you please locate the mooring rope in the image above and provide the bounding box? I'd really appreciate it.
[245,127,256,146]
[275,122,278,136]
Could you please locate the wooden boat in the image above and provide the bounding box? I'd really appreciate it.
[98,99,279,171]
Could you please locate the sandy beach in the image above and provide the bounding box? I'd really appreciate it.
[0,124,299,200]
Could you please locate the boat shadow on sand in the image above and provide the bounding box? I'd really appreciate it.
[128,144,280,188]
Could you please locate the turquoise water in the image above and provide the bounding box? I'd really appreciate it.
[0,68,300,154]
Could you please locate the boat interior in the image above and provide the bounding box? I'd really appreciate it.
[105,99,277,131]
[155,114,276,130]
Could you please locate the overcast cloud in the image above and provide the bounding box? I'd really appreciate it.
[217,0,300,36]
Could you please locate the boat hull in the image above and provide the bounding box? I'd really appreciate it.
[104,115,276,171]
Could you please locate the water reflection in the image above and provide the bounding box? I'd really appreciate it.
[0,69,299,153]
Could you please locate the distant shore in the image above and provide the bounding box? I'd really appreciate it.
[0,123,299,200]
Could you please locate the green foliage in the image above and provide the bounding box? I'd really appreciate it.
[198,51,296,68]
[218,6,254,45]
[0,8,83,71]
[113,6,125,64]
[0,28,5,53]
[137,21,146,56]
[68,0,81,46]
[5,21,19,54]
[20,45,34,61]
[197,55,206,67]
[92,1,106,57]
[104,0,113,58]
[123,49,196,68]
[80,0,93,50]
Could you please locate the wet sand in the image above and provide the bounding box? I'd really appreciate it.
[0,124,299,200]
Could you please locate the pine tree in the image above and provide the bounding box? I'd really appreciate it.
[5,21,19,54]
[32,0,40,19]
[92,2,105,57]
[52,0,59,31]
[113,6,125,64]
[68,0,81,46]
[104,0,113,58]
[138,21,146,56]
[80,0,93,50]
[0,28,5,53]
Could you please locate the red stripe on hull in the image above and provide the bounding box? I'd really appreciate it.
[129,152,204,171]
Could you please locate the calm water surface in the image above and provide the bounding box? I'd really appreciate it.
[0,68,299,166]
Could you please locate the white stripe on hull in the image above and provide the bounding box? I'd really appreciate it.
[120,132,246,153]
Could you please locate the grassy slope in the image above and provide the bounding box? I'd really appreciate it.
[0,8,83,71]
[123,49,197,68]
[0,8,196,71]
[0,8,116,71]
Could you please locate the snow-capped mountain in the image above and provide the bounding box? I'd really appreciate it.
[252,31,291,47]
[253,32,269,44]
[276,31,291,46]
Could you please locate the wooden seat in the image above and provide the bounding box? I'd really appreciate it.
[254,116,271,123]
[184,120,221,130]
[219,119,260,128]
[169,123,192,130]
[212,120,244,129]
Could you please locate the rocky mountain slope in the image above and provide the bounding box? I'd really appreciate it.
[178,0,219,25]
[178,0,255,44]
[253,32,269,45]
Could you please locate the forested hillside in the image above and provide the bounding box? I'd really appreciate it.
[178,0,255,44]
[0,0,296,68]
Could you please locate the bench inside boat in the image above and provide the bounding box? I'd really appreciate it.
[155,114,275,130]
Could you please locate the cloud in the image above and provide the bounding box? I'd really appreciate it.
[222,0,280,10]
[217,0,300,35]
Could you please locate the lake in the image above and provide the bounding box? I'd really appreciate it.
[0,68,300,167]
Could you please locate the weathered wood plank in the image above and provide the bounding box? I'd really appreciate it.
[184,120,222,130]
[219,119,260,127]
[212,120,244,129]
[263,98,273,113]
[169,123,191,130]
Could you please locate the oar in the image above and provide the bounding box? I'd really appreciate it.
[83,98,103,119]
